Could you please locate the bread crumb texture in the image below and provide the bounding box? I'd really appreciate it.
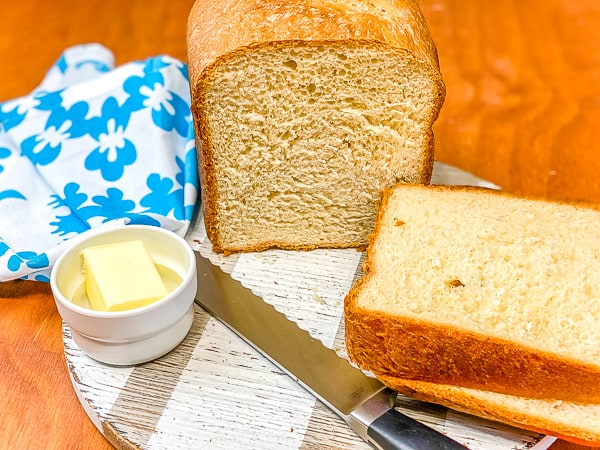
[358,186,600,361]
[201,42,440,250]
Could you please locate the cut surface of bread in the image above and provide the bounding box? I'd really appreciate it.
[383,376,600,447]
[344,184,600,403]
[187,0,445,253]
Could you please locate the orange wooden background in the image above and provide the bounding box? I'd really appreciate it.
[1,1,598,449]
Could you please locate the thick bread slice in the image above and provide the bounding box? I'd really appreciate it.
[186,0,445,253]
[381,376,600,447]
[344,184,600,403]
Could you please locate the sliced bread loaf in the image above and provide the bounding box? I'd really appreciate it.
[385,376,600,447]
[344,184,600,403]
[186,0,445,253]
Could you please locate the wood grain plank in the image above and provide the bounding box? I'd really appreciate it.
[0,0,194,101]
[420,0,600,204]
[0,281,113,449]
[1,1,598,449]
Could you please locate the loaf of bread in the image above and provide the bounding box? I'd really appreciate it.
[186,0,445,253]
[387,376,600,447]
[344,184,600,404]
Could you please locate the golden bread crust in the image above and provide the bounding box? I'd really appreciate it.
[381,376,600,447]
[187,0,442,90]
[187,0,445,253]
[344,184,600,403]
[345,299,600,402]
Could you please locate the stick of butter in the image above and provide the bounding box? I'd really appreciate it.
[81,240,169,312]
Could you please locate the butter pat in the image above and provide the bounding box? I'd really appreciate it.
[81,240,168,312]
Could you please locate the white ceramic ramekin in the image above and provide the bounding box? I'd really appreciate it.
[50,224,197,365]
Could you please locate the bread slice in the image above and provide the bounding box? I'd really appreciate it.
[384,376,600,447]
[186,0,445,253]
[344,184,600,403]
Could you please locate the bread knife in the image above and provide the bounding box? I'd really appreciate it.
[194,253,467,449]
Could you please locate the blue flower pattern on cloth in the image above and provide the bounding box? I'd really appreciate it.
[0,44,198,281]
[85,97,137,181]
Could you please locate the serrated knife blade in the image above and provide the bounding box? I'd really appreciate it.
[194,252,466,449]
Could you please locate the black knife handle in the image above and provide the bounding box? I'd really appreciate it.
[347,388,467,450]
[367,408,467,450]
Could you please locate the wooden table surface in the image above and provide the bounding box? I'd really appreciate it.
[0,1,597,449]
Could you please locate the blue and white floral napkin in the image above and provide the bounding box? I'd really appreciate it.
[0,44,198,282]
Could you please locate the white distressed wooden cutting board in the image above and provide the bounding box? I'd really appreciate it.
[64,162,557,450]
